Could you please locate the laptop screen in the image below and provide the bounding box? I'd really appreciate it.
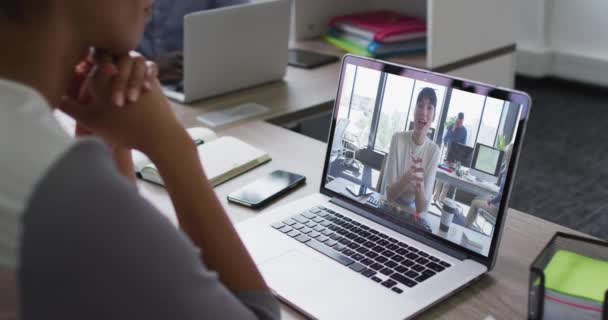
[322,55,530,258]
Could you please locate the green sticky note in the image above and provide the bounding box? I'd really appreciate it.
[542,250,608,303]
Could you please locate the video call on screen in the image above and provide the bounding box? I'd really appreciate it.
[324,63,522,256]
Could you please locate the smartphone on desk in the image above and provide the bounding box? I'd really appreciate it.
[288,49,339,69]
[227,170,306,209]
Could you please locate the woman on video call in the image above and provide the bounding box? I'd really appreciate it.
[380,88,441,214]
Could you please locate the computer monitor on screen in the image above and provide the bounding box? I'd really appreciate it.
[470,143,504,184]
[446,143,474,167]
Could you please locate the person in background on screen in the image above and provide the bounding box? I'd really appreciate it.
[380,88,441,214]
[444,112,467,149]
[138,0,250,82]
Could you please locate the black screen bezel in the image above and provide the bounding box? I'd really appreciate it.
[319,55,532,269]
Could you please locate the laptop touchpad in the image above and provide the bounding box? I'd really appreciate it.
[260,250,337,302]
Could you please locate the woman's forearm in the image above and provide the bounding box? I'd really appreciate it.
[148,132,268,292]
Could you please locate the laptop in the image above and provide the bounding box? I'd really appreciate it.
[237,55,531,319]
[162,0,292,103]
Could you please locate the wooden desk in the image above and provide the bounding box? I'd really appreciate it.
[139,116,587,319]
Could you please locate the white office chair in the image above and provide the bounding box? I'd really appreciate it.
[330,118,360,169]
[473,207,496,236]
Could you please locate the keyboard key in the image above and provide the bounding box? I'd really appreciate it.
[316,235,329,243]
[300,227,312,234]
[337,229,348,235]
[395,265,408,273]
[354,237,366,244]
[308,231,321,239]
[412,265,425,272]
[387,237,398,243]
[429,256,439,262]
[416,257,429,265]
[351,221,361,226]
[338,238,350,245]
[396,248,409,255]
[427,262,446,272]
[363,241,376,248]
[361,269,377,278]
[280,226,293,233]
[380,268,393,276]
[390,273,417,287]
[383,251,395,258]
[371,276,382,283]
[391,255,405,262]
[302,212,316,219]
[382,279,397,288]
[377,239,389,246]
[416,274,432,283]
[313,216,324,223]
[439,261,451,268]
[342,224,354,231]
[404,270,419,279]
[287,230,301,238]
[408,247,419,253]
[372,246,385,253]
[365,251,379,259]
[360,258,374,266]
[387,244,399,251]
[360,231,371,238]
[342,249,354,257]
[378,233,388,239]
[320,221,332,227]
[333,212,343,218]
[352,253,365,261]
[360,225,370,230]
[282,219,297,226]
[356,247,369,254]
[305,221,317,228]
[350,262,366,273]
[401,260,415,267]
[368,235,380,241]
[369,229,379,234]
[272,222,285,229]
[321,229,333,237]
[397,242,409,248]
[316,211,329,218]
[342,217,352,222]
[313,225,325,232]
[385,261,398,268]
[334,244,346,251]
[418,251,429,258]
[292,223,305,230]
[392,287,403,294]
[324,240,337,247]
[345,232,357,240]
[296,234,311,243]
[293,215,309,224]
[406,253,419,260]
[309,207,322,214]
[370,263,383,271]
[325,216,337,222]
[306,240,353,266]
[422,269,436,277]
[347,242,360,250]
[329,234,341,240]
[375,255,388,263]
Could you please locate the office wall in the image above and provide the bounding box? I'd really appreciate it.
[517,0,608,86]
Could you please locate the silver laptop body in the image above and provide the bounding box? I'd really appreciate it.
[163,0,291,103]
[237,55,532,319]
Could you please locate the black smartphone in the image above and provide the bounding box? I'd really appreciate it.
[288,49,339,69]
[227,170,306,209]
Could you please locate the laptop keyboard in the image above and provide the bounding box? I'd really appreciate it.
[271,206,452,294]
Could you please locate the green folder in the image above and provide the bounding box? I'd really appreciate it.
[541,250,608,303]
[324,35,372,57]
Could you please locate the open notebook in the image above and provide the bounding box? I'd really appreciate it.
[133,127,271,187]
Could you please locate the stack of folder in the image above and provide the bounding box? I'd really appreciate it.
[538,250,607,319]
[325,10,427,58]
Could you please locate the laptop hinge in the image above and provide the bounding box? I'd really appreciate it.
[330,197,468,261]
